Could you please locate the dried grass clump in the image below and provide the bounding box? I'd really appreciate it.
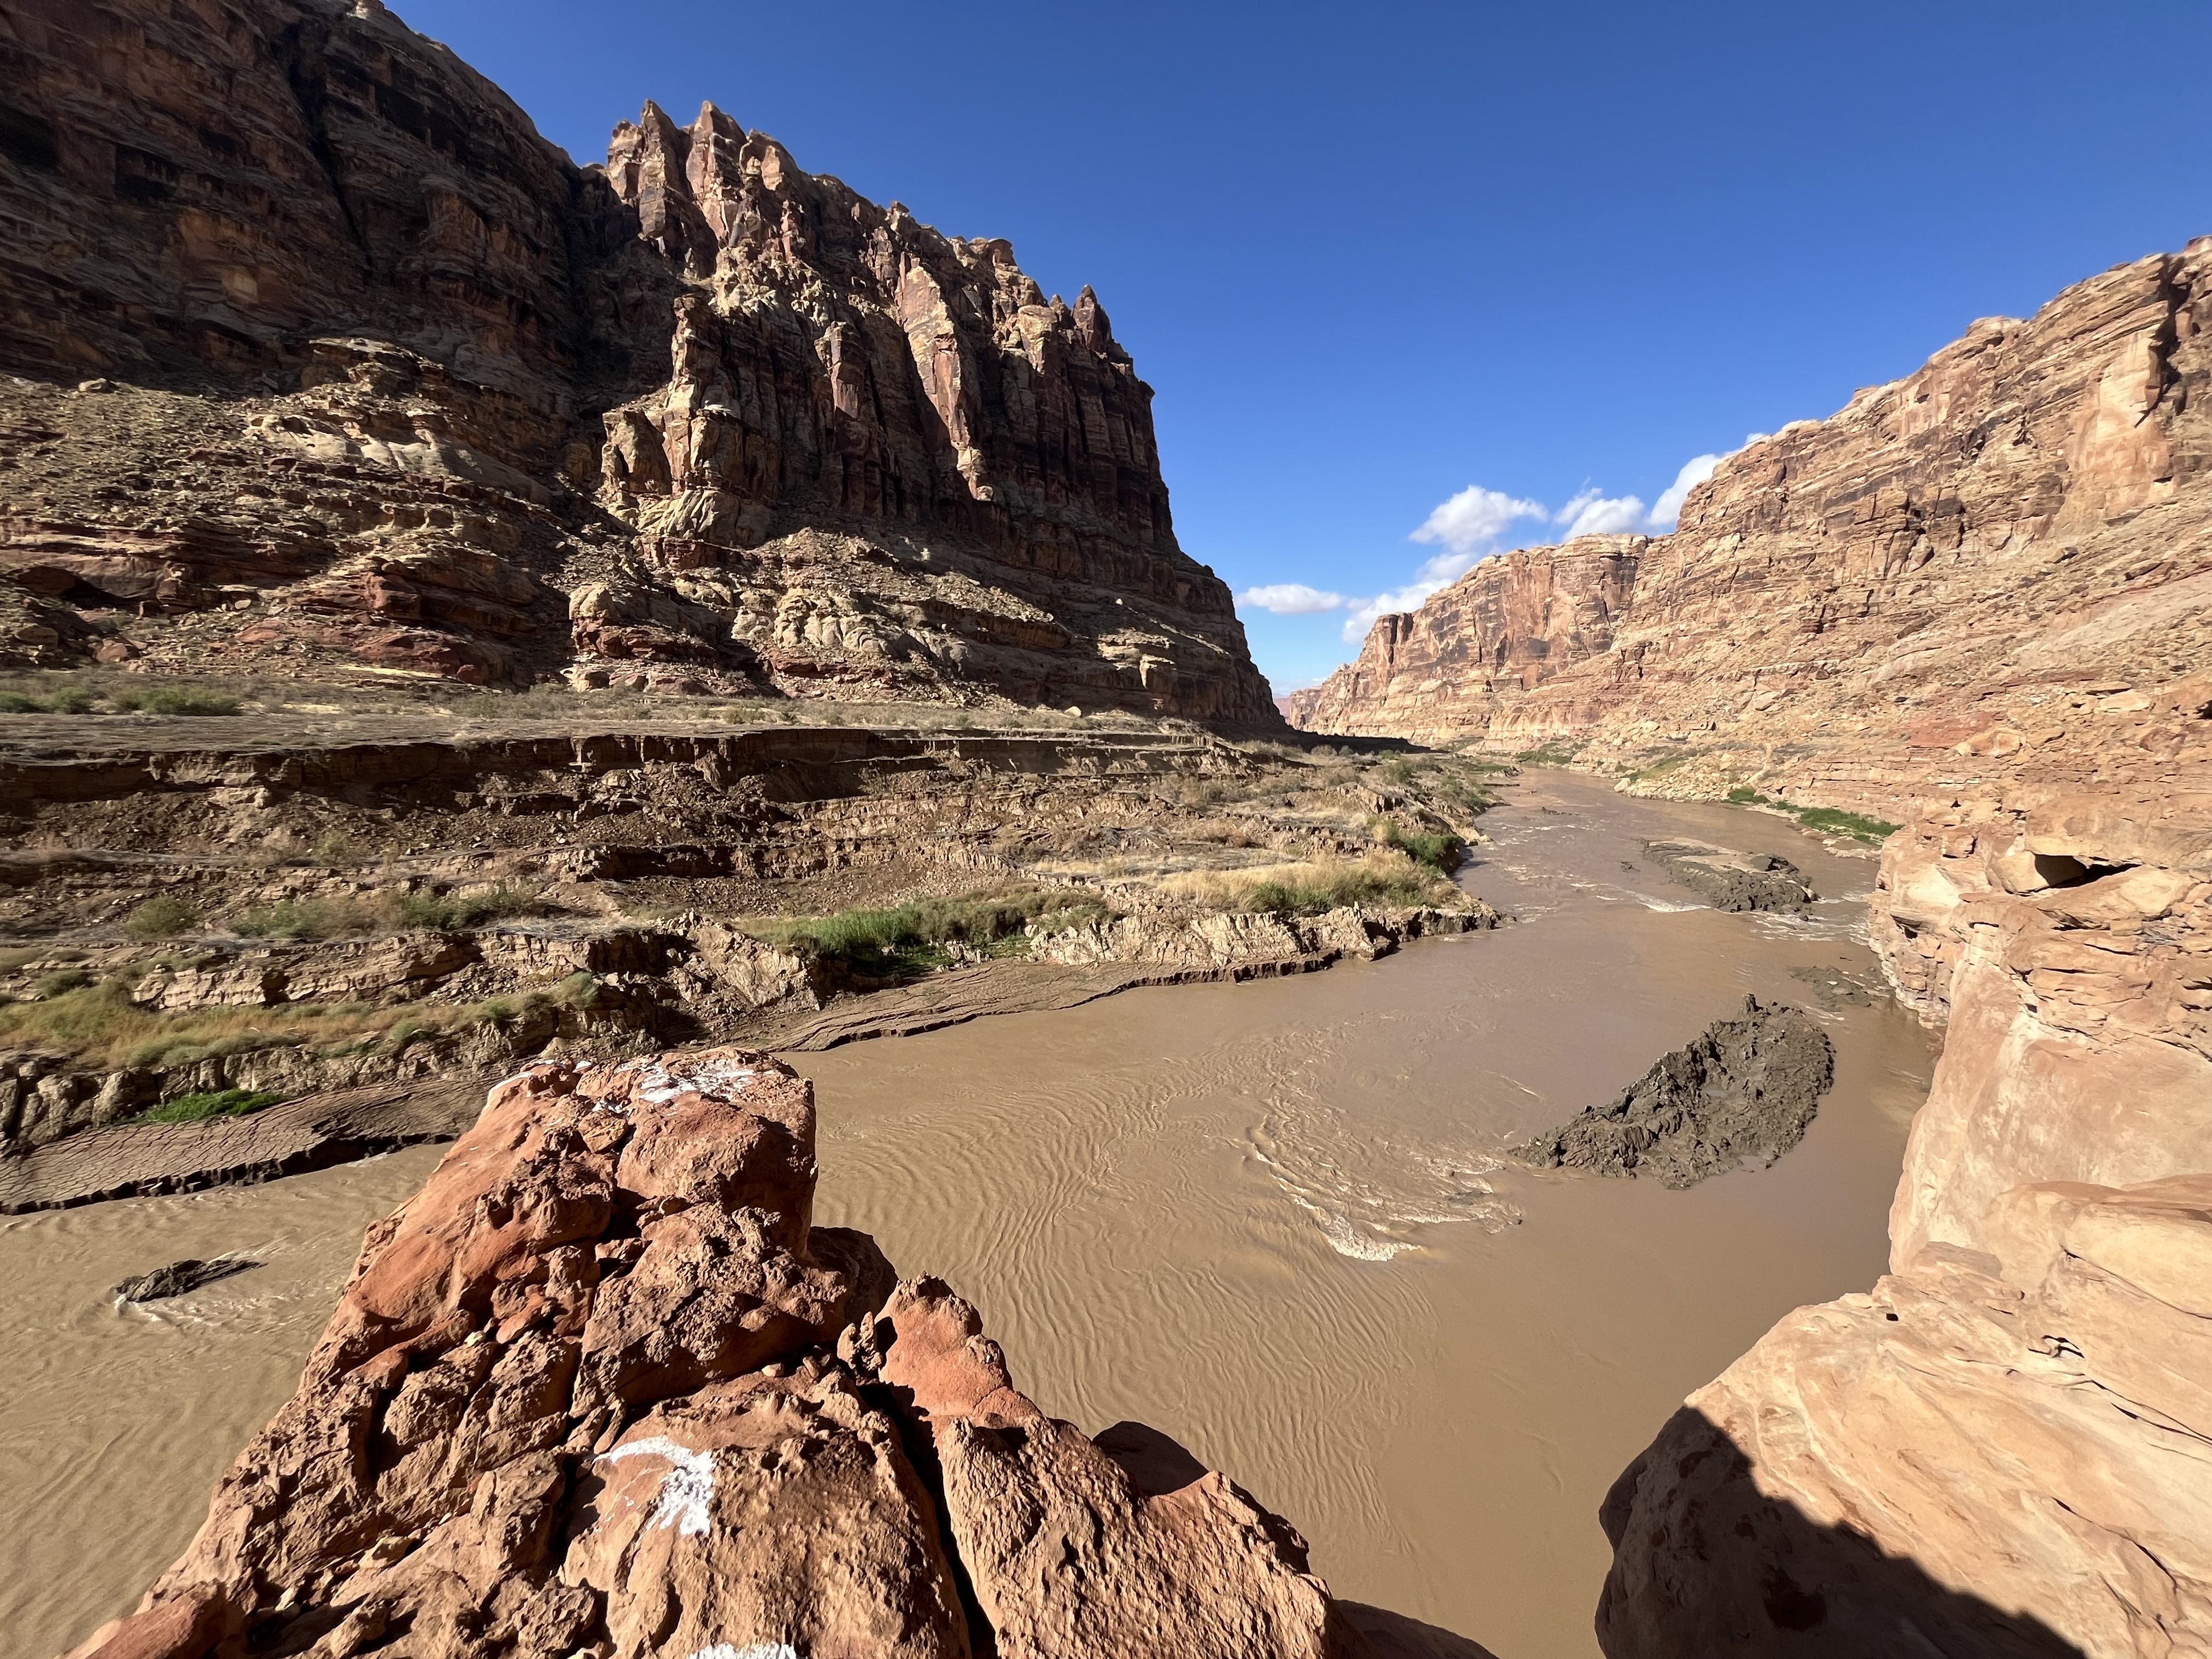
[1161,851,1456,917]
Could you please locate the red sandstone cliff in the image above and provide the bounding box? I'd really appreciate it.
[63,1050,1372,1659]
[1291,238,2210,798]
[0,0,1276,720]
[1283,538,1642,738]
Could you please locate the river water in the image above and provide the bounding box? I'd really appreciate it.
[0,773,1938,1659]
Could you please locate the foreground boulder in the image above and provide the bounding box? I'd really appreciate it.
[63,1049,1365,1659]
[1596,1172,2212,1656]
[1510,997,1835,1188]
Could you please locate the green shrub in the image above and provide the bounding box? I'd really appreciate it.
[1792,805,1900,842]
[1724,786,1897,843]
[126,894,199,939]
[35,969,93,997]
[112,686,241,716]
[1376,818,1463,873]
[764,888,1109,976]
[134,1088,283,1125]
[394,884,540,931]
[1237,864,1446,917]
[0,686,95,714]
[312,831,359,867]
[232,898,350,940]
[234,883,539,939]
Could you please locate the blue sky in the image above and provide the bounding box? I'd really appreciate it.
[402,0,2211,693]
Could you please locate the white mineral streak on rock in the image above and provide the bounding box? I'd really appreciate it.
[600,1436,716,1537]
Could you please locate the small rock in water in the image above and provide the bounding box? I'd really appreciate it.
[1789,962,1878,1008]
[114,1257,258,1302]
[1643,839,1816,912]
[1509,997,1835,1188]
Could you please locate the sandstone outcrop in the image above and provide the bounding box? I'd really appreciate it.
[1870,771,2212,1268]
[1028,901,1493,970]
[0,0,1274,721]
[0,1076,491,1213]
[1639,840,1815,913]
[61,1049,1372,1659]
[1511,997,1833,1188]
[1596,1171,2212,1657]
[1599,713,2212,1655]
[0,718,1489,1156]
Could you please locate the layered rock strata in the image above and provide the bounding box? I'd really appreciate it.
[0,718,1488,1152]
[1598,714,2212,1656]
[61,1048,1370,1659]
[1510,997,1833,1188]
[0,0,1274,720]
[1282,538,1640,735]
[1289,236,2211,819]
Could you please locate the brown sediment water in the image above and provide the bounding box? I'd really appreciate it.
[0,1146,447,1659]
[0,774,1937,1659]
[796,772,1937,1657]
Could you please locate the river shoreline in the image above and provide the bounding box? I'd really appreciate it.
[0,774,1936,1659]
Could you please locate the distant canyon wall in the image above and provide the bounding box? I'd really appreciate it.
[1290,236,2210,811]
[0,0,1276,720]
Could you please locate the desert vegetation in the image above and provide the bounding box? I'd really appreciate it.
[1725,787,1899,843]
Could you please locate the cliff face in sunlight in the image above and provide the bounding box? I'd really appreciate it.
[1291,236,2210,806]
[0,0,1276,720]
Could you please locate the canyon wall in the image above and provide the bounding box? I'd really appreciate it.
[60,1049,1379,1659]
[1291,238,2210,810]
[1598,701,2212,1656]
[0,0,1275,720]
[1280,539,1641,741]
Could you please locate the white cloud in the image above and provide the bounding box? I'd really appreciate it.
[1559,491,1648,538]
[1239,582,1347,615]
[1647,454,1722,530]
[1339,484,1548,646]
[1340,549,1485,642]
[1328,439,1783,651]
[1409,485,1547,556]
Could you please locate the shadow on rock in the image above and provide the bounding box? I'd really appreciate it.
[1339,1601,1502,1658]
[1094,1420,1500,1658]
[1596,1406,2086,1657]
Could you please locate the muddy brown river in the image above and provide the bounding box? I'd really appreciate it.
[0,774,1938,1659]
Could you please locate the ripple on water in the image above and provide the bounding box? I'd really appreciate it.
[1244,1111,1522,1261]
